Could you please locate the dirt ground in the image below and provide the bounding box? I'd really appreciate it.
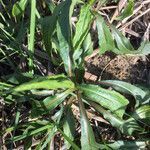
[85,50,150,85]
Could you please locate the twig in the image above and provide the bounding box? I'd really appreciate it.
[110,0,127,23]
[117,0,150,28]
[120,7,150,30]
[100,6,117,10]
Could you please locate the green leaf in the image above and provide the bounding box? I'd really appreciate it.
[99,80,146,107]
[111,26,135,54]
[117,0,134,20]
[106,140,150,150]
[12,74,75,92]
[79,84,129,119]
[45,0,56,13]
[58,128,80,150]
[77,92,98,150]
[2,72,34,84]
[96,15,115,54]
[39,128,57,150]
[12,0,28,16]
[110,29,150,55]
[40,15,57,57]
[73,4,93,57]
[57,0,75,77]
[82,33,93,58]
[89,101,143,135]
[0,82,13,90]
[136,41,150,55]
[132,105,150,125]
[31,89,73,117]
[11,124,54,142]
[63,106,76,149]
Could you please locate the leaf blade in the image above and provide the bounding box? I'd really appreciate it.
[31,89,73,117]
[99,80,146,107]
[96,15,115,54]
[12,0,28,16]
[79,84,129,119]
[12,74,75,92]
[77,91,98,150]
[73,4,93,52]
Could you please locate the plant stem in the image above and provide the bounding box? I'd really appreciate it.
[28,0,36,74]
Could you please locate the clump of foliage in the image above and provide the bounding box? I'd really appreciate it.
[0,0,150,149]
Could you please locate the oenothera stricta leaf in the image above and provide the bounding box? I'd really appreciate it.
[31,89,73,117]
[58,128,80,150]
[132,105,150,125]
[82,33,93,58]
[99,80,146,107]
[105,140,150,150]
[77,92,99,150]
[73,4,93,56]
[111,26,135,54]
[11,123,54,142]
[12,0,28,16]
[79,84,129,119]
[12,74,75,92]
[57,0,76,77]
[117,0,134,20]
[63,106,76,149]
[111,27,150,55]
[39,127,57,150]
[0,82,13,90]
[40,15,57,57]
[136,42,150,55]
[89,101,143,135]
[96,15,115,54]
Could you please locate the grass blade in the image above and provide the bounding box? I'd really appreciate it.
[28,0,36,73]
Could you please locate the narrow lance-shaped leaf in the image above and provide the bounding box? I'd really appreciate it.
[31,89,73,117]
[112,36,150,56]
[58,128,80,150]
[39,127,57,150]
[40,15,57,57]
[96,14,115,54]
[82,33,93,58]
[136,41,150,55]
[105,140,150,150]
[79,84,129,119]
[77,91,99,150]
[63,106,76,149]
[89,101,143,135]
[73,4,93,59]
[117,0,134,20]
[12,0,28,16]
[57,0,75,77]
[99,80,146,107]
[11,124,54,142]
[132,105,150,125]
[11,74,75,92]
[111,26,135,54]
[0,82,13,90]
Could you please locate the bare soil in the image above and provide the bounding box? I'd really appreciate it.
[85,50,150,85]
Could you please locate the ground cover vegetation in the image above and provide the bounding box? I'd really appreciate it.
[0,0,150,149]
